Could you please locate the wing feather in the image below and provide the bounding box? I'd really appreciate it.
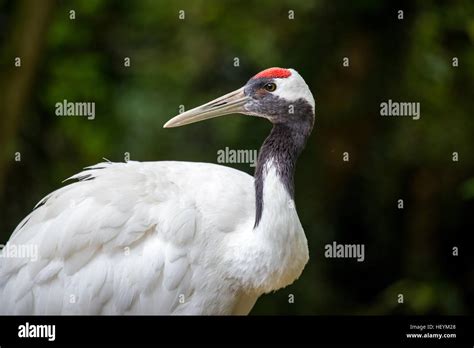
[0,161,254,314]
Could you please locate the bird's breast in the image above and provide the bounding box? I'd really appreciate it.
[223,163,309,294]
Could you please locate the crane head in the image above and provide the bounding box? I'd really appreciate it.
[163,67,315,128]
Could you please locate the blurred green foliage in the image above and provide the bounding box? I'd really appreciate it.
[0,0,473,315]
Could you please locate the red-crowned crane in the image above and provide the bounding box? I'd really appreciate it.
[0,67,315,314]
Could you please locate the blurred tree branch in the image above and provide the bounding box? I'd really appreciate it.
[0,0,55,194]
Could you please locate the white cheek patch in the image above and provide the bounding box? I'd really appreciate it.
[273,69,315,111]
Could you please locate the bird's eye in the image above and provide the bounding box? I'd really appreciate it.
[264,83,277,92]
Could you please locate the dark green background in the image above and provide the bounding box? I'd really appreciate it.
[0,0,473,314]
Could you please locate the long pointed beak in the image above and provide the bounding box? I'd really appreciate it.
[163,87,250,128]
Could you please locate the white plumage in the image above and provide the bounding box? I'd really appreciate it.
[0,67,314,315]
[0,160,308,314]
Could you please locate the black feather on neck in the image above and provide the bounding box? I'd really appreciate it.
[254,104,314,228]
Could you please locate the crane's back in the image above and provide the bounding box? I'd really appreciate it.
[0,161,258,314]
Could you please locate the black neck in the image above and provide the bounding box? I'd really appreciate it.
[254,117,313,228]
